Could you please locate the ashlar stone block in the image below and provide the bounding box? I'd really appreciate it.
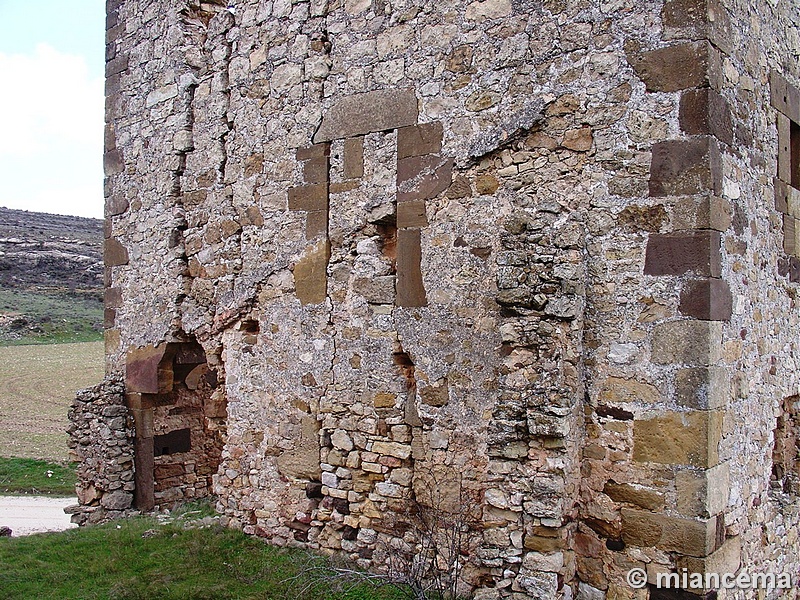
[313,89,418,143]
[633,410,722,468]
[621,508,720,557]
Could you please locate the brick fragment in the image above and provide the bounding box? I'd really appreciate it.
[649,137,722,197]
[644,231,721,277]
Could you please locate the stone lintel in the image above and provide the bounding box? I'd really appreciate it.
[644,231,721,277]
[649,137,722,197]
[313,89,418,143]
[679,278,732,321]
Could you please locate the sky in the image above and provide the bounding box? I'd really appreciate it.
[0,1,105,219]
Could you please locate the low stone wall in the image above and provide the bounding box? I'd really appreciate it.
[66,379,137,525]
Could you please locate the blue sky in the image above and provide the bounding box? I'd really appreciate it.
[0,1,105,219]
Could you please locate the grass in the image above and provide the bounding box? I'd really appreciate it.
[0,288,102,346]
[0,502,409,600]
[0,457,77,495]
[0,341,104,461]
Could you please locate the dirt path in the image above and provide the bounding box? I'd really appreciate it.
[0,495,77,536]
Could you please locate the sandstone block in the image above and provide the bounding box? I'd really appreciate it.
[303,156,329,184]
[633,410,722,467]
[105,195,129,217]
[293,240,330,305]
[396,228,427,307]
[600,377,662,405]
[676,535,741,577]
[296,143,330,160]
[672,196,732,231]
[644,231,721,277]
[771,70,800,124]
[288,184,328,212]
[604,481,665,511]
[649,137,722,197]
[678,278,732,321]
[276,413,321,480]
[662,0,708,40]
[621,509,719,557]
[676,462,729,516]
[627,42,709,92]
[103,149,124,176]
[561,127,593,152]
[343,136,364,179]
[371,441,412,460]
[397,122,443,159]
[305,210,328,239]
[777,113,793,185]
[313,89,418,143]
[126,344,170,394]
[465,0,512,20]
[774,177,800,215]
[675,366,730,410]
[397,199,428,228]
[679,88,733,146]
[352,276,395,304]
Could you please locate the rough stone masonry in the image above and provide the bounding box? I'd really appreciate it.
[68,0,800,597]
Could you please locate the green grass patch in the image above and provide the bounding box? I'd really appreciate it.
[0,457,77,495]
[0,507,410,600]
[0,288,102,346]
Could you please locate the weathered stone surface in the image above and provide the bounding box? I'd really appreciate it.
[599,377,662,405]
[288,184,328,212]
[397,122,443,159]
[771,69,800,124]
[662,0,708,40]
[679,88,733,146]
[396,228,426,307]
[104,149,124,175]
[649,137,722,197]
[651,320,722,365]
[678,278,732,320]
[621,509,719,557]
[676,462,729,516]
[561,127,593,152]
[126,344,170,394]
[397,199,428,228]
[313,90,418,143]
[644,231,721,277]
[672,196,732,231]
[604,481,665,511]
[293,239,330,305]
[633,410,722,467]
[626,42,709,92]
[675,367,729,410]
[276,413,321,480]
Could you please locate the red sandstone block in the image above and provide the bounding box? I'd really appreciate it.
[644,231,721,277]
[679,88,733,146]
[397,200,428,228]
[104,238,129,267]
[627,41,709,93]
[396,228,427,307]
[679,278,732,321]
[649,137,722,197]
[397,122,443,159]
[343,137,364,179]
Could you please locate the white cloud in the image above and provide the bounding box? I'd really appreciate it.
[0,44,104,218]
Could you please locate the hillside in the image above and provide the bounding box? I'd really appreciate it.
[0,207,103,344]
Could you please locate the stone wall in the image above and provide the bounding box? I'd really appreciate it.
[70,0,800,596]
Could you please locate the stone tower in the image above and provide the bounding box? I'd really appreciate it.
[69,0,800,596]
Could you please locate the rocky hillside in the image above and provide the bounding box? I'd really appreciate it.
[0,208,103,344]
